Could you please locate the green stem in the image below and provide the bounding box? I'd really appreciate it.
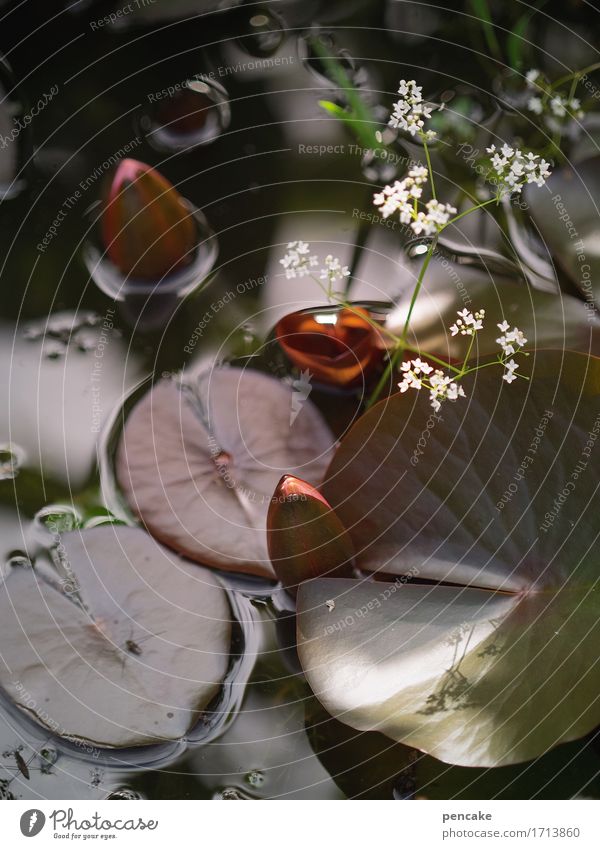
[365,236,438,409]
[446,196,497,227]
[552,62,600,90]
[400,237,437,347]
[423,139,436,199]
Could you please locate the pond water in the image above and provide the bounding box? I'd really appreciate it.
[1,0,599,800]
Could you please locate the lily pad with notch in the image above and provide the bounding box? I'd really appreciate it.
[116,367,336,578]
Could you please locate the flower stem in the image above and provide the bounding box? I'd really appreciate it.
[446,196,497,227]
[423,139,436,199]
[365,236,437,409]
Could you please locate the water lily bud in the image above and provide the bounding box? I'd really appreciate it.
[101,158,197,280]
[267,474,354,594]
[275,307,382,388]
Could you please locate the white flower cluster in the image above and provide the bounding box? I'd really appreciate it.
[373,166,456,235]
[496,319,527,383]
[280,241,318,279]
[412,199,458,236]
[450,308,485,336]
[396,311,528,411]
[320,254,350,284]
[525,69,584,122]
[280,242,349,283]
[373,165,428,220]
[388,80,437,139]
[398,358,465,413]
[486,144,551,195]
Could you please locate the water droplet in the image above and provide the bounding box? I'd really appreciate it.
[299,32,357,87]
[214,786,254,800]
[7,552,32,569]
[39,746,58,774]
[140,77,230,152]
[405,238,435,259]
[0,443,24,480]
[34,505,81,538]
[107,787,144,800]
[234,8,286,58]
[42,340,66,359]
[245,769,265,787]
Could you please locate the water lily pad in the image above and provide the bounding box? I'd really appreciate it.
[0,526,231,748]
[117,367,336,578]
[298,351,600,766]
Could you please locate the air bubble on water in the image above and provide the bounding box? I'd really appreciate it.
[0,443,24,480]
[7,552,32,569]
[214,786,255,800]
[42,339,66,360]
[245,769,265,787]
[34,505,81,539]
[39,746,58,774]
[107,787,144,800]
[140,77,231,152]
[406,239,434,259]
[235,8,286,58]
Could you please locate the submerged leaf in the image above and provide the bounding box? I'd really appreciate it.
[0,526,232,748]
[298,351,600,766]
[117,367,336,578]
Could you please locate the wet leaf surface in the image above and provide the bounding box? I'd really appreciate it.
[117,367,336,578]
[297,351,600,766]
[0,526,232,748]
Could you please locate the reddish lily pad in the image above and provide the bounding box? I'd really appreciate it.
[0,526,231,748]
[117,367,336,578]
[297,351,600,766]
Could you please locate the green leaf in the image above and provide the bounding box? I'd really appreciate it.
[469,0,503,62]
[297,351,600,767]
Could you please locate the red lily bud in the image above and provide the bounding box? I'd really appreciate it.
[267,474,354,594]
[101,159,197,280]
[275,307,382,388]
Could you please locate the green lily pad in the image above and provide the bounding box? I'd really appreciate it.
[0,526,232,748]
[297,351,600,766]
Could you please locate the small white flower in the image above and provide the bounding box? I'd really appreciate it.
[398,360,466,412]
[496,324,527,359]
[280,242,349,283]
[373,165,430,223]
[411,199,457,236]
[280,241,319,278]
[450,308,485,337]
[388,79,438,139]
[525,69,541,86]
[320,254,350,283]
[486,144,551,196]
